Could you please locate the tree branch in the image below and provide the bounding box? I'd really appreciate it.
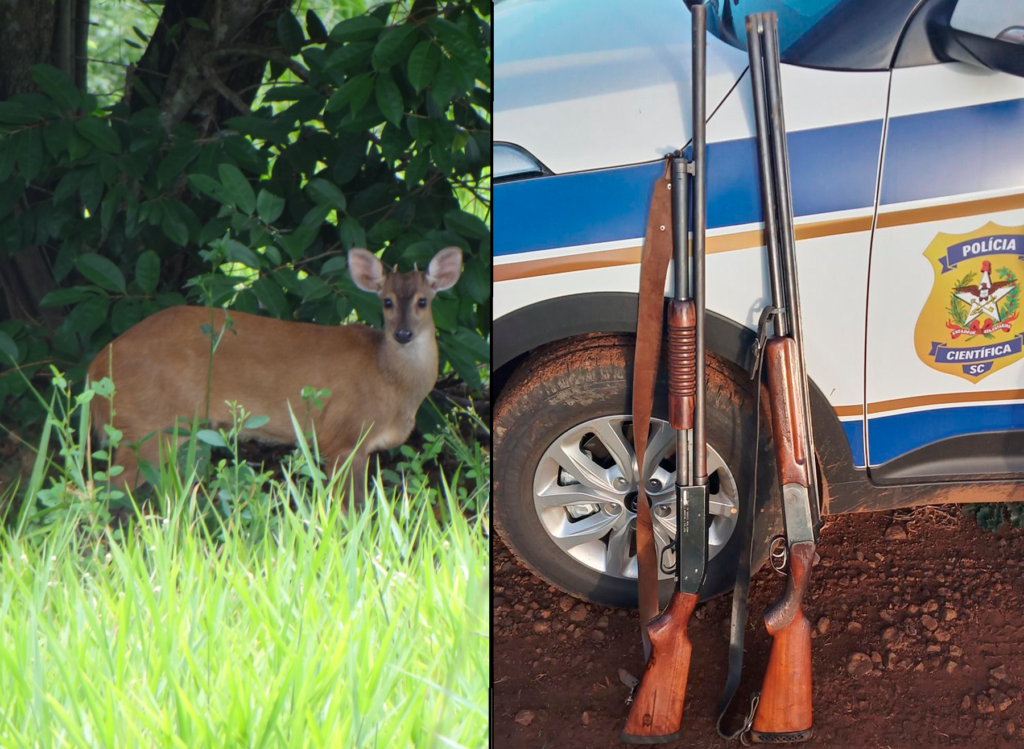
[203,45,311,83]
[201,61,252,116]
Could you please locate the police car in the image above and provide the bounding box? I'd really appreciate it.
[493,0,1024,609]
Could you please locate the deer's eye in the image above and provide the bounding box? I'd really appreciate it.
[417,298,427,308]
[384,298,394,309]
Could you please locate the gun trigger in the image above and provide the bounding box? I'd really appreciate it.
[749,305,779,379]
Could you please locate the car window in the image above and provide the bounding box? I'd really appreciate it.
[704,0,924,70]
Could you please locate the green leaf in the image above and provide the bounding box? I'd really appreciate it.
[444,209,489,240]
[337,217,366,250]
[0,332,17,364]
[252,277,289,319]
[186,17,210,31]
[40,288,96,307]
[0,176,24,220]
[459,257,489,304]
[256,189,286,224]
[67,133,93,161]
[302,204,333,229]
[306,10,329,43]
[320,256,346,275]
[75,117,121,154]
[0,140,16,181]
[31,64,81,110]
[135,250,160,294]
[188,173,235,207]
[439,330,484,392]
[64,295,110,337]
[431,56,458,107]
[79,169,103,213]
[261,85,319,103]
[223,116,289,143]
[329,16,384,43]
[376,72,403,126]
[111,297,143,334]
[43,117,73,157]
[0,101,41,125]
[76,254,126,294]
[218,164,256,215]
[226,240,260,269]
[432,296,458,333]
[196,430,227,447]
[243,415,270,430]
[408,41,441,93]
[156,140,202,188]
[161,211,189,246]
[277,12,305,56]
[325,42,375,73]
[326,73,374,113]
[405,148,430,187]
[17,129,43,183]
[372,25,419,71]
[306,179,346,210]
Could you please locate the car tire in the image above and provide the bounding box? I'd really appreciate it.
[494,333,783,609]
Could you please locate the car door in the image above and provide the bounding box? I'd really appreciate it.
[864,61,1024,480]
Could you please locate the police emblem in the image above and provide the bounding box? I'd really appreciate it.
[914,222,1023,382]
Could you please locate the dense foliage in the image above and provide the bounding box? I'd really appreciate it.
[0,0,492,436]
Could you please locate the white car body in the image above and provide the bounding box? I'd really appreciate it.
[494,0,1024,500]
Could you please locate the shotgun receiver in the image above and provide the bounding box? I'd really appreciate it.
[622,4,708,743]
[746,12,820,744]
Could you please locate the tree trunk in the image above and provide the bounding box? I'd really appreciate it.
[0,0,295,327]
[129,0,295,129]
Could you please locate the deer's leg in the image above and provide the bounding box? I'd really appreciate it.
[109,433,184,493]
[349,449,368,508]
[109,445,143,492]
[322,447,367,509]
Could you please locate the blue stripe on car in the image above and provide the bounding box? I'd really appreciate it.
[880,98,1024,206]
[867,403,1024,466]
[495,119,882,257]
[840,420,866,467]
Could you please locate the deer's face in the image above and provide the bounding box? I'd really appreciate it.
[348,247,464,345]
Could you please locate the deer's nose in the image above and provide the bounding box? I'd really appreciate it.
[393,328,413,344]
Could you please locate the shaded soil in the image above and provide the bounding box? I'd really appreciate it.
[494,506,1024,748]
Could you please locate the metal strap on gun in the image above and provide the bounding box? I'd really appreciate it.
[717,12,822,745]
[623,4,707,744]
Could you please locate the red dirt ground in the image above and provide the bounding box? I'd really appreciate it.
[494,506,1024,748]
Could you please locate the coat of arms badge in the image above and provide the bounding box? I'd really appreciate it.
[914,222,1023,382]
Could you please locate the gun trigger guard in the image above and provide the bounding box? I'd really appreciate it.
[749,305,780,380]
[659,541,677,575]
[768,535,788,576]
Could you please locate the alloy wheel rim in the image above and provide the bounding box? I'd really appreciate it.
[532,414,740,581]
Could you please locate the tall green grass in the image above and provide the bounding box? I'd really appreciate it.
[0,480,488,748]
[0,372,490,748]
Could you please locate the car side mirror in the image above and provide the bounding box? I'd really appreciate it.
[943,0,1024,77]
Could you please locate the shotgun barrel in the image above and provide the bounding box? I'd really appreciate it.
[745,12,818,744]
[621,4,709,743]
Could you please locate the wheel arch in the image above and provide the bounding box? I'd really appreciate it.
[494,291,865,506]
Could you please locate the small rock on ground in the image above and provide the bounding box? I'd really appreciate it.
[848,652,873,677]
[515,709,536,727]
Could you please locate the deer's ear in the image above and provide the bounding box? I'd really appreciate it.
[348,249,386,293]
[426,247,463,292]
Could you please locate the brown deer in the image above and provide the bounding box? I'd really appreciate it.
[88,246,463,501]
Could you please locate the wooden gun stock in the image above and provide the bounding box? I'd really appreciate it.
[750,542,815,743]
[752,336,814,743]
[621,592,698,743]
